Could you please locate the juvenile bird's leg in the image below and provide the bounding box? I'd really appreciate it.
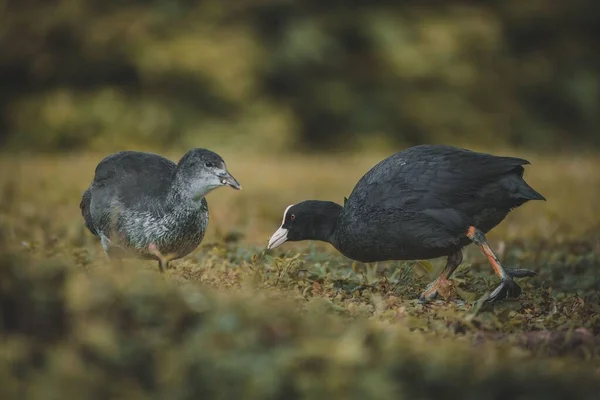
[148,243,169,273]
[419,251,463,303]
[100,234,125,270]
[466,226,537,303]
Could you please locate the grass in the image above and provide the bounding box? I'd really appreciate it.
[1,148,600,398]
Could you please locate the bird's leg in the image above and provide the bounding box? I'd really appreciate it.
[102,244,123,270]
[148,243,168,274]
[419,251,463,303]
[158,259,173,272]
[157,260,166,273]
[466,226,537,303]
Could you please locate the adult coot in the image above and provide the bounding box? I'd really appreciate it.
[266,144,545,304]
[80,149,241,272]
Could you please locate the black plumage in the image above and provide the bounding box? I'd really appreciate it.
[267,144,545,303]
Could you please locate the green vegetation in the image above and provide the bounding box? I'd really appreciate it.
[1,151,599,398]
[2,1,600,153]
[2,1,599,396]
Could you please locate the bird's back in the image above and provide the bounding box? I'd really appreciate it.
[80,151,178,239]
[92,151,176,206]
[347,145,543,213]
[335,145,544,261]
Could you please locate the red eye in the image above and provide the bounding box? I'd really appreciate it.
[290,214,296,221]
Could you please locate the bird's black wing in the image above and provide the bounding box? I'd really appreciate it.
[343,145,531,246]
[353,145,530,210]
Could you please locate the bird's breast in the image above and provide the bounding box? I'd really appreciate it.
[119,208,208,256]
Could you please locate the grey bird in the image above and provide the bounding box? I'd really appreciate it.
[267,144,545,304]
[80,148,241,272]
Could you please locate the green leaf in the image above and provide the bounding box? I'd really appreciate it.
[414,260,434,275]
[455,287,478,302]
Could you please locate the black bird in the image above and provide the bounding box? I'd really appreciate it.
[80,149,241,272]
[266,144,545,303]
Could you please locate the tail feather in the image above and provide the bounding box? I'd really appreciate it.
[507,163,545,201]
[80,187,98,236]
[519,180,546,201]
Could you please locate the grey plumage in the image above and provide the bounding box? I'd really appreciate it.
[80,148,241,271]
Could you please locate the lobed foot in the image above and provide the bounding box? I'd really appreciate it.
[484,277,522,304]
[418,278,453,304]
[505,268,537,278]
[418,281,440,304]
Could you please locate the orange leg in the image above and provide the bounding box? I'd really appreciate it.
[466,226,536,303]
[148,243,175,273]
[419,251,463,303]
[466,226,507,280]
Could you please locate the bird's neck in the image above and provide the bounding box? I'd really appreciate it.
[167,170,213,208]
[303,202,343,245]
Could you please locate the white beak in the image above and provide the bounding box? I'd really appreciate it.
[267,227,289,250]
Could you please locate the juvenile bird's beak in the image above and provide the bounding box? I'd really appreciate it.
[219,172,242,190]
[267,227,288,250]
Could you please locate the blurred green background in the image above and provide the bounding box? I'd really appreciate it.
[2,3,600,398]
[2,0,599,154]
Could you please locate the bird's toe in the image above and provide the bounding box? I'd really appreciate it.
[505,268,537,278]
[418,282,440,304]
[484,278,522,304]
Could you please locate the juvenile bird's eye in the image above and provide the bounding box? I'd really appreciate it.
[205,162,214,168]
[290,214,296,221]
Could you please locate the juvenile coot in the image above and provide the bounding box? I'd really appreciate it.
[267,144,545,304]
[80,149,241,272]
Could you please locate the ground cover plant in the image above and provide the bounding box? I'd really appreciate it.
[1,150,599,399]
